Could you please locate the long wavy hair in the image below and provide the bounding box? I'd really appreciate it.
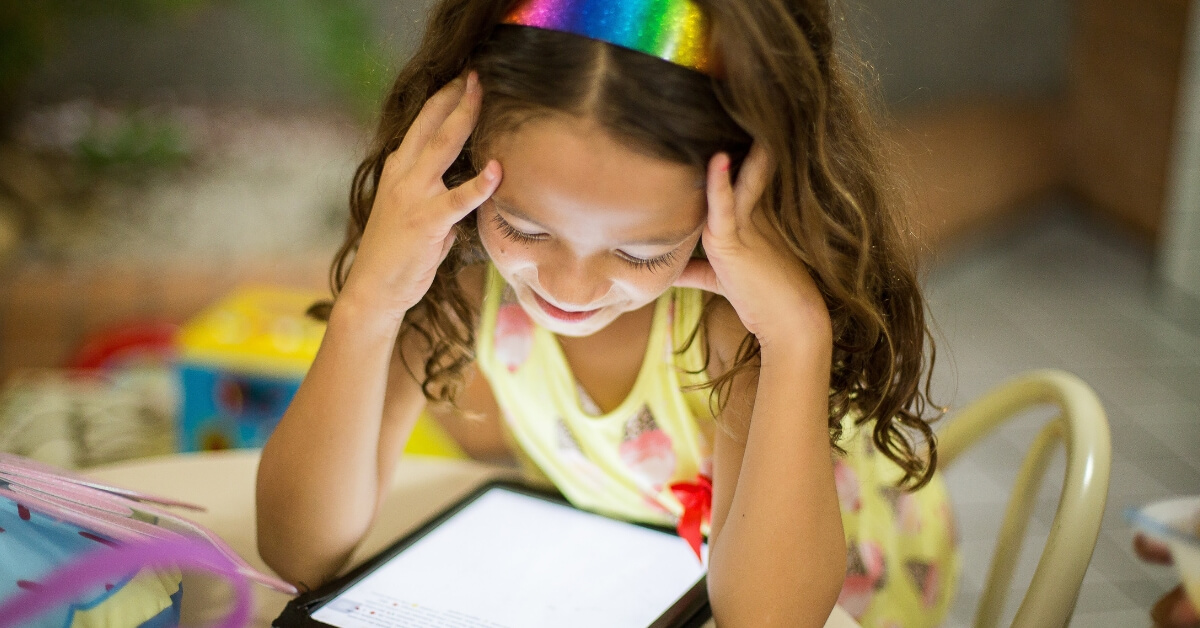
[311,0,943,488]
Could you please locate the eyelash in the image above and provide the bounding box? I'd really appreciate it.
[490,213,678,273]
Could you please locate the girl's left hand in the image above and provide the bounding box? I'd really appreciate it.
[1134,533,1200,627]
[673,145,831,352]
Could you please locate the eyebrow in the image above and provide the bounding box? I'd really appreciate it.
[491,198,698,247]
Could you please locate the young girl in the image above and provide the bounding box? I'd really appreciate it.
[256,0,959,625]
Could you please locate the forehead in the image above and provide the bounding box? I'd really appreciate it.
[485,116,706,237]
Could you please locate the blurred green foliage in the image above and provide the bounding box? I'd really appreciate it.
[75,111,191,176]
[0,0,387,129]
[0,6,58,122]
[245,0,387,118]
[1,1,210,124]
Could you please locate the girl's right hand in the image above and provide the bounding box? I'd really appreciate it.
[340,71,501,324]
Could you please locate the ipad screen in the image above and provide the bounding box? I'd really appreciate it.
[310,486,707,628]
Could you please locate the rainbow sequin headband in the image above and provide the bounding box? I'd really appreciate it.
[501,0,714,75]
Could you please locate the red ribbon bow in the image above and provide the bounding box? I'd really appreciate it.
[668,474,712,562]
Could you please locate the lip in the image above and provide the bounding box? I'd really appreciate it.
[531,291,600,323]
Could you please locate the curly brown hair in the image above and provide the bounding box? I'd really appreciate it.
[311,0,943,489]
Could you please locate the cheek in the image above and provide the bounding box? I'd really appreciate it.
[614,260,688,305]
[479,220,535,272]
[480,216,695,307]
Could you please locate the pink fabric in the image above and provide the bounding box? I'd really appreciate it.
[0,536,251,627]
[0,453,295,594]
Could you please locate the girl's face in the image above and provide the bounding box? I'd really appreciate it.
[479,116,707,337]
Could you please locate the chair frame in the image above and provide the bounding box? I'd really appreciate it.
[937,369,1112,628]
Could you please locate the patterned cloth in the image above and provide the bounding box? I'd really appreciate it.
[0,501,182,628]
[473,264,959,626]
[833,420,960,626]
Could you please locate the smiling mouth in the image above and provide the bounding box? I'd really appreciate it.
[531,291,600,323]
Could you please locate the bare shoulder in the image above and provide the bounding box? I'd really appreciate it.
[392,262,487,367]
[454,262,488,312]
[412,262,511,462]
[701,295,752,380]
[699,295,757,439]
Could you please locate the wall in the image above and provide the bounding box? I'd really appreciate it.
[1159,1,1200,330]
[843,0,1070,108]
[19,0,1070,112]
[18,2,434,111]
[1065,0,1193,240]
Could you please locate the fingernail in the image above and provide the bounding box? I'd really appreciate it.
[467,71,479,94]
[482,161,497,182]
[720,155,730,172]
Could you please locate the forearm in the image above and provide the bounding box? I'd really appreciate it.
[256,297,418,588]
[707,344,846,627]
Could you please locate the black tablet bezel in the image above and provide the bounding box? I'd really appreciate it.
[273,479,711,628]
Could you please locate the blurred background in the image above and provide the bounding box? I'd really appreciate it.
[0,1,1196,626]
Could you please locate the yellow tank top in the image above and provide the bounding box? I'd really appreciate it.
[475,265,717,528]
[473,264,959,627]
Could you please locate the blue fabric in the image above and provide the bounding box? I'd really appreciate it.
[0,495,178,628]
[135,585,184,628]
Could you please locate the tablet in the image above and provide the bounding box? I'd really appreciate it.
[273,480,710,628]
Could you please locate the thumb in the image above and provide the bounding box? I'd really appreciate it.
[673,258,723,295]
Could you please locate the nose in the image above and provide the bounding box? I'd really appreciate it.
[536,256,610,310]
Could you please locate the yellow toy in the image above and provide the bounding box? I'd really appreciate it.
[175,287,462,458]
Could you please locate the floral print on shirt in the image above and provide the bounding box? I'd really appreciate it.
[619,406,677,492]
[835,458,862,513]
[494,287,533,373]
[839,539,888,619]
[880,486,923,535]
[906,560,941,609]
[554,418,607,491]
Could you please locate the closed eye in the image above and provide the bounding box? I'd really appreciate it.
[491,211,679,273]
[491,212,545,243]
[617,249,678,273]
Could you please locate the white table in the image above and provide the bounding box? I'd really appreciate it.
[87,450,859,627]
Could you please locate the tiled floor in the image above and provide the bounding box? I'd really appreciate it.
[924,199,1200,627]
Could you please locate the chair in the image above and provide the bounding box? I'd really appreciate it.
[937,369,1112,628]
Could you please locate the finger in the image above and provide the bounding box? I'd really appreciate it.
[436,159,502,224]
[705,153,736,239]
[732,142,773,222]
[1135,533,1175,565]
[1151,585,1199,627]
[1173,596,1199,626]
[390,74,469,175]
[672,258,723,295]
[1173,596,1200,626]
[412,71,483,187]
